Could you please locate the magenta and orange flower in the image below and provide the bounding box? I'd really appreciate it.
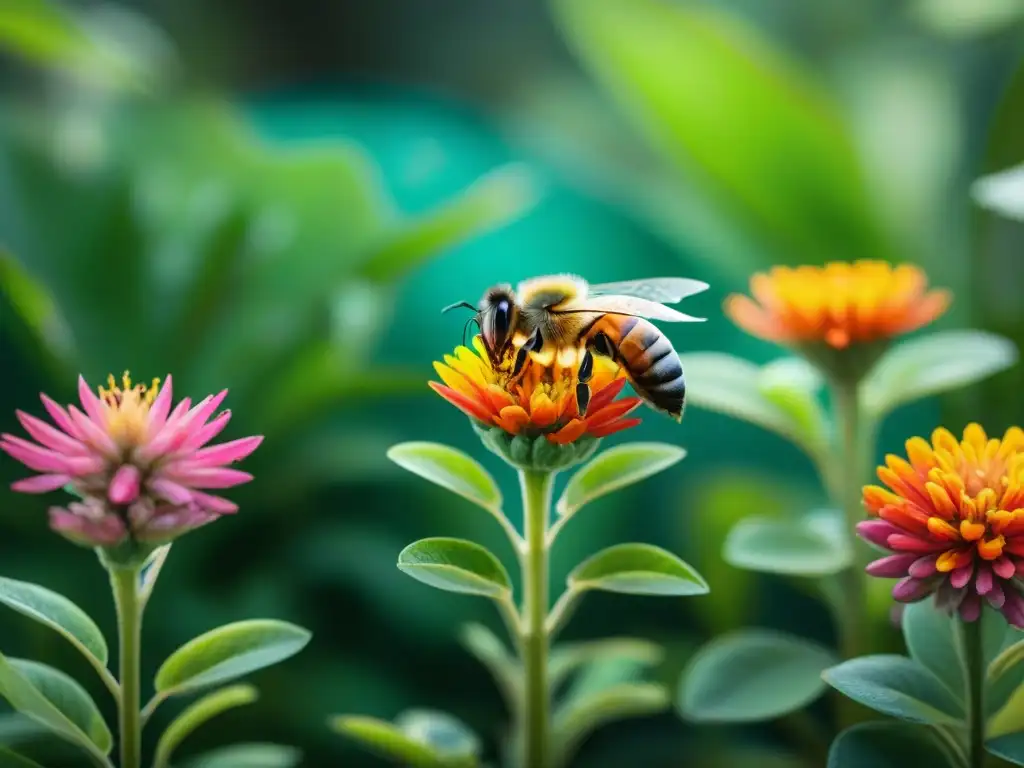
[1,372,261,548]
[859,423,1024,626]
[430,337,642,445]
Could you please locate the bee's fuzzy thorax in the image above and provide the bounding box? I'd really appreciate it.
[516,273,588,305]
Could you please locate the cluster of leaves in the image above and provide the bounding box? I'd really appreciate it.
[825,602,1024,768]
[0,551,310,767]
[332,441,708,766]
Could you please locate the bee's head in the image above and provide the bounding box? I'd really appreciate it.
[478,285,518,365]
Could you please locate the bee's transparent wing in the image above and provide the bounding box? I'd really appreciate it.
[587,277,710,304]
[556,295,705,322]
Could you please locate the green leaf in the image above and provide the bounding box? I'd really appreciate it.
[568,543,708,596]
[723,515,851,576]
[914,0,1024,39]
[393,710,481,761]
[551,0,893,268]
[862,330,1018,417]
[553,683,669,764]
[387,443,503,515]
[154,684,259,768]
[675,353,827,457]
[549,638,663,692]
[180,743,302,768]
[756,358,829,452]
[900,601,963,700]
[154,620,311,697]
[989,732,1024,766]
[397,538,512,599]
[330,715,477,768]
[822,655,964,724]
[0,577,108,668]
[0,655,111,759]
[556,443,686,518]
[986,632,1024,721]
[828,722,960,768]
[678,629,836,723]
[458,624,519,703]
[0,747,46,768]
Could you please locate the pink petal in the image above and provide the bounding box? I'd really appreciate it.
[1,435,76,473]
[12,474,72,493]
[995,556,1017,580]
[959,593,982,622]
[146,374,174,436]
[77,375,106,426]
[134,507,218,542]
[987,581,1007,609]
[951,562,975,590]
[108,465,141,505]
[866,554,917,578]
[161,467,253,489]
[189,491,238,515]
[976,563,994,595]
[40,395,83,439]
[49,508,126,547]
[178,410,232,452]
[16,411,87,455]
[188,436,263,467]
[141,392,225,460]
[67,406,118,456]
[148,478,194,505]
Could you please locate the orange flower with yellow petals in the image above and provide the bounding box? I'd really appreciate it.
[858,424,1024,626]
[724,261,950,351]
[430,337,642,447]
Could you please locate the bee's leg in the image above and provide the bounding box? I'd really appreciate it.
[575,348,594,417]
[510,329,544,379]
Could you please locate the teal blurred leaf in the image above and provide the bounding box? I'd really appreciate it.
[828,722,959,768]
[551,0,894,268]
[677,353,828,460]
[900,602,963,701]
[679,629,836,723]
[330,714,478,768]
[392,710,481,762]
[397,538,512,599]
[549,638,663,692]
[723,514,852,577]
[973,164,1024,221]
[0,656,111,759]
[153,685,258,768]
[822,655,964,724]
[0,747,45,768]
[154,620,311,698]
[913,0,1024,38]
[990,732,1024,765]
[458,623,519,705]
[0,577,108,667]
[387,443,503,517]
[862,330,1018,418]
[180,743,302,768]
[555,443,686,519]
[568,544,708,597]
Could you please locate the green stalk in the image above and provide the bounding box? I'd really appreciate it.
[961,618,986,768]
[110,566,143,768]
[518,469,554,768]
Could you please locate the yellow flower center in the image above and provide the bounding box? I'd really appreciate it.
[98,371,160,446]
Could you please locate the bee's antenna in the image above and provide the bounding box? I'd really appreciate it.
[462,315,479,347]
[442,301,477,315]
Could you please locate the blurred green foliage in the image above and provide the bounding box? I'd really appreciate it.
[0,0,1022,765]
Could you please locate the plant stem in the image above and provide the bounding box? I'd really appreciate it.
[110,566,143,768]
[519,469,554,768]
[961,618,986,768]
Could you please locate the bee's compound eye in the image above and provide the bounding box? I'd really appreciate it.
[495,300,511,335]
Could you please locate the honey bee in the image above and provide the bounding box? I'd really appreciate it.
[443,274,708,421]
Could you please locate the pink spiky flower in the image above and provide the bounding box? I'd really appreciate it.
[1,372,262,549]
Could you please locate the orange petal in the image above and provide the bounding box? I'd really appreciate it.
[589,417,642,438]
[588,377,627,413]
[529,391,560,428]
[978,536,1006,560]
[723,294,785,342]
[548,419,588,445]
[432,361,474,395]
[924,481,958,520]
[495,405,530,435]
[926,517,960,541]
[586,397,643,429]
[863,484,901,514]
[429,382,494,423]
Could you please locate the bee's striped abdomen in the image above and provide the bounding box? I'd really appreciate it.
[586,316,686,420]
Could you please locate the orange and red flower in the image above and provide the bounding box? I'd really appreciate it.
[859,423,1024,626]
[430,337,642,444]
[724,261,949,350]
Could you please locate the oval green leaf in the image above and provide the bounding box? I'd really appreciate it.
[900,601,962,700]
[568,544,708,596]
[0,655,111,759]
[723,516,851,576]
[154,684,259,768]
[387,443,502,513]
[330,715,476,768]
[828,722,960,768]
[556,443,686,518]
[989,732,1024,766]
[393,709,481,760]
[822,655,964,724]
[398,538,511,598]
[154,620,311,697]
[549,638,663,691]
[862,330,1018,417]
[553,683,669,765]
[757,358,829,453]
[679,629,836,723]
[181,743,302,768]
[0,576,108,666]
